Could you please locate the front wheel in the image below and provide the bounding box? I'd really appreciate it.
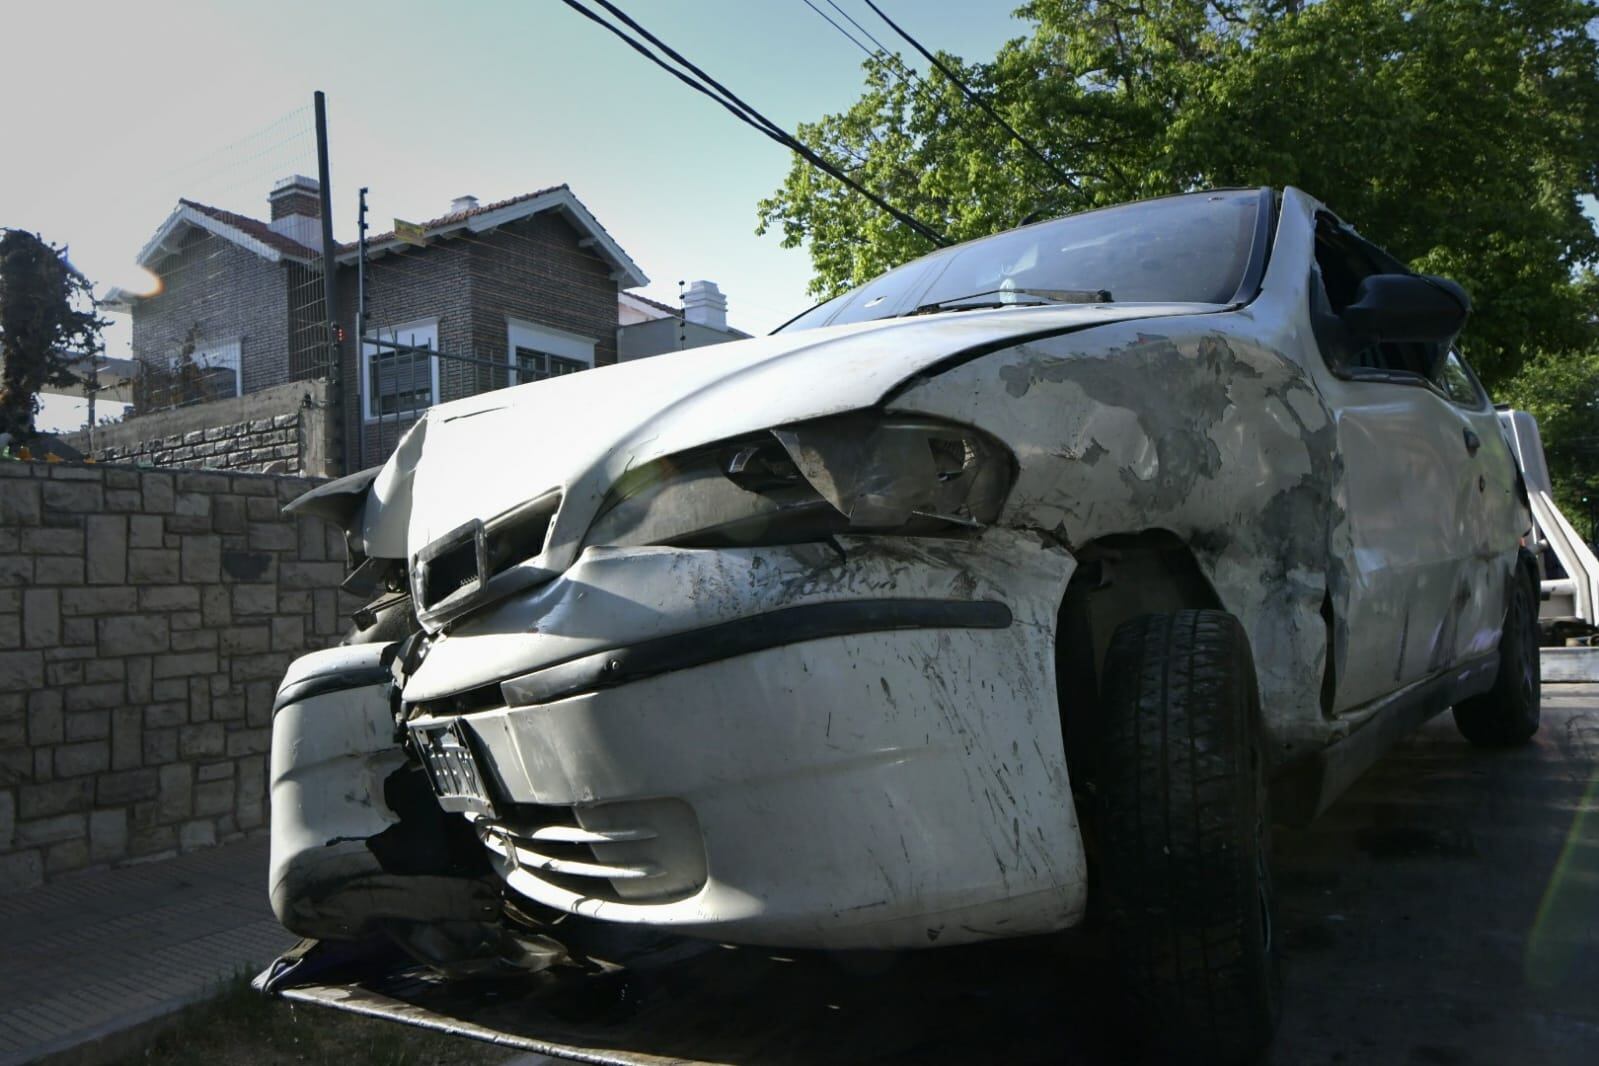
[1095,609,1281,1064]
[1452,566,1541,747]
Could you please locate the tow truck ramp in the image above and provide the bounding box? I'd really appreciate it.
[1499,409,1599,681]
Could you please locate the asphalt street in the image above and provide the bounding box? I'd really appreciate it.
[277,684,1599,1065]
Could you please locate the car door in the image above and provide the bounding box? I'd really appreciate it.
[1432,349,1524,661]
[1305,218,1482,712]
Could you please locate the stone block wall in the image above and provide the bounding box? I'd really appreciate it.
[63,378,338,478]
[94,413,302,472]
[0,459,360,893]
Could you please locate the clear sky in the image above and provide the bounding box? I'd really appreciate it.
[0,0,1029,348]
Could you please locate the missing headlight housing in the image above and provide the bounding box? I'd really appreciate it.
[583,415,1014,549]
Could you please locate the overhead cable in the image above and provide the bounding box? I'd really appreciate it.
[860,0,1080,191]
[559,0,949,247]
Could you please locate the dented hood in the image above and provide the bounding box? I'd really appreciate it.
[373,302,1220,570]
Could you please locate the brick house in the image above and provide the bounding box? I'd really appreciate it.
[104,177,741,474]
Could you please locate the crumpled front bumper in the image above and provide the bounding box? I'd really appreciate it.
[268,645,500,943]
[404,532,1086,950]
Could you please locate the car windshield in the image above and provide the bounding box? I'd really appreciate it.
[776,189,1264,333]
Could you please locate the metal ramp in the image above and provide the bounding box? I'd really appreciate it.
[1498,410,1599,681]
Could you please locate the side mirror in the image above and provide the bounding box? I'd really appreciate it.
[1342,273,1471,345]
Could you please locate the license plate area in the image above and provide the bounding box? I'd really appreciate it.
[412,720,498,817]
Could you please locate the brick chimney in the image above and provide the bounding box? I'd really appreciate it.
[269,175,321,221]
[268,176,322,250]
[682,280,728,332]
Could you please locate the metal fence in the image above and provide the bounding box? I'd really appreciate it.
[353,333,583,469]
[116,104,334,420]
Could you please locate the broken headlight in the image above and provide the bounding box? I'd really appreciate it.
[583,414,1014,549]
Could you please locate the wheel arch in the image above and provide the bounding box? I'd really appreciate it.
[1055,528,1229,786]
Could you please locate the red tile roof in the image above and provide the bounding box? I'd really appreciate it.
[625,290,683,316]
[179,199,320,260]
[160,183,646,288]
[352,184,569,250]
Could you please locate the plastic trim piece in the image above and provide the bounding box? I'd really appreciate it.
[499,598,1013,709]
[272,664,393,715]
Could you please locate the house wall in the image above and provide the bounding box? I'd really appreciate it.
[337,209,622,471]
[336,238,476,472]
[133,228,293,397]
[0,460,359,894]
[463,211,620,376]
[617,317,745,361]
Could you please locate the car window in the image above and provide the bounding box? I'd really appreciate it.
[776,189,1263,333]
[776,289,853,332]
[1310,218,1440,379]
[917,190,1259,309]
[774,253,951,332]
[1435,350,1489,409]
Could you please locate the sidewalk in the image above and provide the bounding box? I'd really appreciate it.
[0,836,292,1066]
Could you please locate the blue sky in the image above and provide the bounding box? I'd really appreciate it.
[3,0,1593,365]
[0,0,1027,344]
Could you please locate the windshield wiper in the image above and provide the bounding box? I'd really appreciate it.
[912,287,1112,315]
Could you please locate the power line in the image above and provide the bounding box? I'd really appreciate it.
[560,0,949,248]
[825,0,916,77]
[582,0,940,244]
[803,0,924,93]
[859,0,1080,192]
[801,0,878,61]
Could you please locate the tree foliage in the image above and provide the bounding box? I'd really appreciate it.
[758,0,1599,388]
[1498,339,1599,523]
[0,229,106,443]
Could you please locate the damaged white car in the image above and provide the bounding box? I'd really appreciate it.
[270,186,1537,1062]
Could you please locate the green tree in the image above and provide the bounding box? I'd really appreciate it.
[758,0,1599,387]
[0,230,107,444]
[1498,342,1599,524]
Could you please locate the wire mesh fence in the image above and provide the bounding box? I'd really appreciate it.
[352,330,594,468]
[115,105,333,418]
[105,95,736,472]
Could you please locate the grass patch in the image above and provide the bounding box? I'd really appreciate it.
[110,973,511,1066]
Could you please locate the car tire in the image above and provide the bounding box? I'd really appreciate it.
[1095,609,1281,1065]
[1452,567,1541,747]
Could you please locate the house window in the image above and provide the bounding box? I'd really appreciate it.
[168,340,241,404]
[506,318,595,385]
[362,318,439,421]
[513,348,586,381]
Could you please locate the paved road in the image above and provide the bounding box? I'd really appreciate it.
[0,837,291,1066]
[277,685,1599,1065]
[8,688,1597,1065]
[1270,684,1599,1064]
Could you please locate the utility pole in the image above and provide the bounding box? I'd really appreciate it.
[355,186,369,469]
[84,361,98,451]
[677,279,686,351]
[313,91,344,470]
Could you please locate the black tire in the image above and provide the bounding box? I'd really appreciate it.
[1452,566,1541,747]
[1095,609,1281,1065]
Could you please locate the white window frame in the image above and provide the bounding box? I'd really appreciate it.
[170,339,241,400]
[362,317,440,422]
[506,317,595,385]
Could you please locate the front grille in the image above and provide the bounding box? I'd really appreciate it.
[422,537,479,606]
[476,798,706,905]
[414,490,561,621]
[484,492,560,578]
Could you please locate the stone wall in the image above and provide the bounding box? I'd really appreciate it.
[63,378,338,478]
[0,459,359,893]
